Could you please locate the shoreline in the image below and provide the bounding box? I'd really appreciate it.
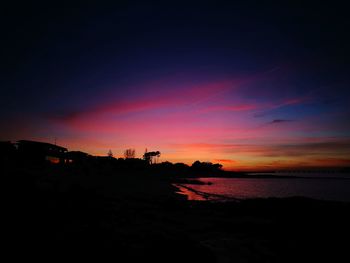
[174,183,241,202]
[3,164,350,262]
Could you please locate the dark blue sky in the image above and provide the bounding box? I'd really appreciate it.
[1,1,349,169]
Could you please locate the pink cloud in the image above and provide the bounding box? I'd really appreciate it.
[50,78,241,124]
[254,96,312,118]
[196,103,258,114]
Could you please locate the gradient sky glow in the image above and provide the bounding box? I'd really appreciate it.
[1,1,350,170]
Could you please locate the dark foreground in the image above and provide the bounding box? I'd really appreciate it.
[3,165,350,262]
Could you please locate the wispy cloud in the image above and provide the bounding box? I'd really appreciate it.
[196,104,258,114]
[48,79,241,123]
[254,96,311,118]
[268,119,294,124]
[170,139,350,158]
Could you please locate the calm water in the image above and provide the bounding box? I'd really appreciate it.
[176,177,350,202]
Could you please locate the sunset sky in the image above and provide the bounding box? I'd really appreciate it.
[1,1,350,170]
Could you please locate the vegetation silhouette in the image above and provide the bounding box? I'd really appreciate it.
[1,139,350,262]
[143,149,161,164]
[124,148,136,159]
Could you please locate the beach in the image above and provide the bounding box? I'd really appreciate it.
[3,164,350,262]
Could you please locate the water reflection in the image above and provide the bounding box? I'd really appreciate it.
[175,185,208,201]
[176,177,350,202]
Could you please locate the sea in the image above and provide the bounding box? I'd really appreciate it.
[176,173,350,202]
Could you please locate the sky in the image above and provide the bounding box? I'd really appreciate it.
[1,1,350,170]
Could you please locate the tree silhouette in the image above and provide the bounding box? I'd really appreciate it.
[192,160,223,171]
[124,148,136,159]
[107,149,113,158]
[143,150,160,164]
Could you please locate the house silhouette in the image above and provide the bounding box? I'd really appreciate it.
[17,140,68,164]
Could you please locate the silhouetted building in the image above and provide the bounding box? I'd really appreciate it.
[65,151,90,164]
[17,140,67,164]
